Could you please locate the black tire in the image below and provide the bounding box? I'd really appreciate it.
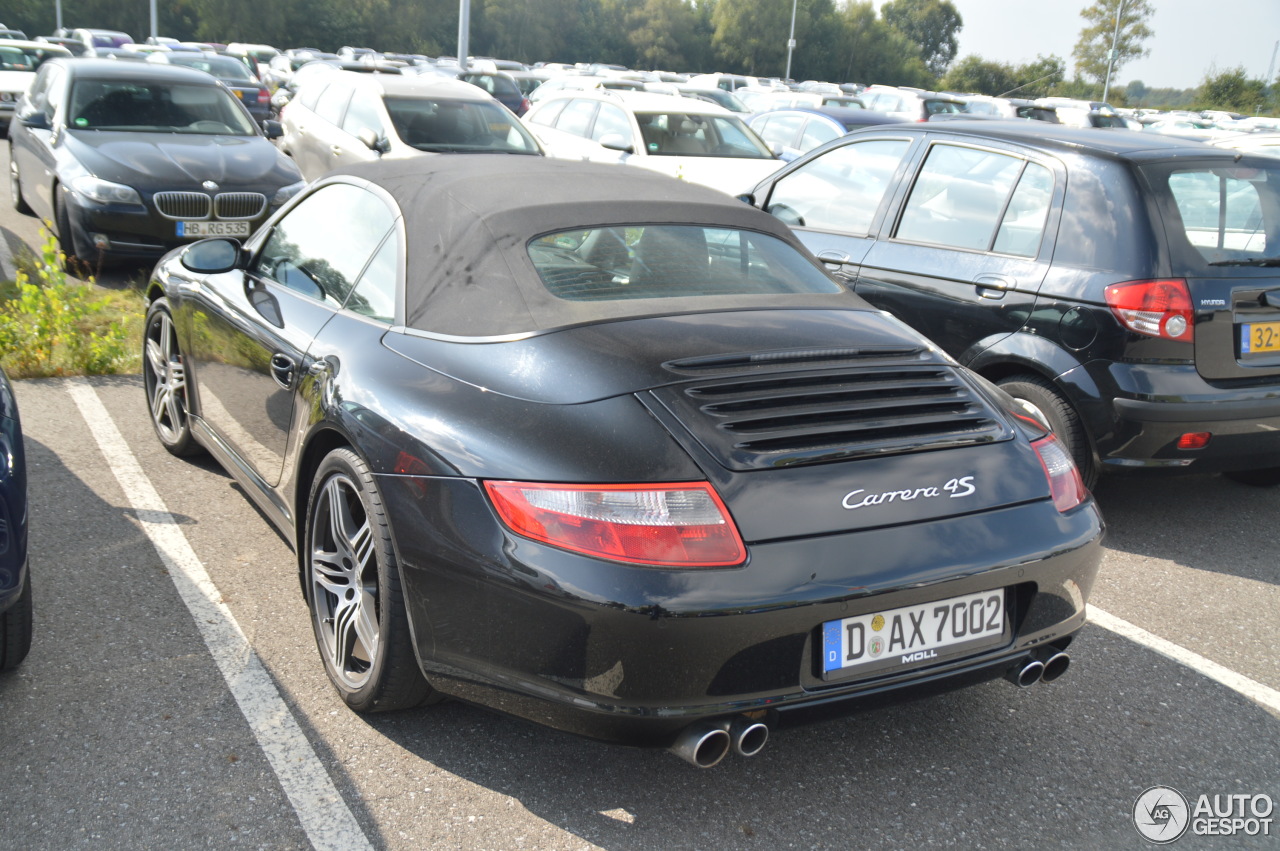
[305,447,437,712]
[1223,468,1280,487]
[998,374,1097,489]
[142,298,203,457]
[0,569,33,672]
[9,152,32,215]
[55,193,89,273]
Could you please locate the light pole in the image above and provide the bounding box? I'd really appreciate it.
[458,0,471,72]
[1101,0,1127,103]
[784,0,798,82]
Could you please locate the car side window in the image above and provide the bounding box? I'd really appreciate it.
[895,144,1024,251]
[760,113,803,148]
[314,82,352,126]
[555,99,597,137]
[29,64,66,118]
[528,98,566,127]
[25,64,57,113]
[343,231,399,323]
[252,184,396,307]
[591,103,632,147]
[800,118,840,150]
[765,138,911,235]
[297,80,325,111]
[341,92,383,139]
[993,162,1054,256]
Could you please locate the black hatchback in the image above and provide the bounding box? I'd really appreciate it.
[748,120,1280,487]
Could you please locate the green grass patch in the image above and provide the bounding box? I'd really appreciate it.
[0,229,143,378]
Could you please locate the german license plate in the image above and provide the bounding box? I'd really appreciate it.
[1241,321,1280,355]
[821,589,1006,680]
[177,221,250,238]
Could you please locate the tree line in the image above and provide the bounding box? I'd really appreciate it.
[4,0,1276,113]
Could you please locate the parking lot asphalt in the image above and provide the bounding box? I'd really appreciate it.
[0,145,1277,849]
[0,373,1275,850]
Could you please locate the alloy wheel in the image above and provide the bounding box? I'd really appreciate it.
[144,310,188,444]
[309,472,380,691]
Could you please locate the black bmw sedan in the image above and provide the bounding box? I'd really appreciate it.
[143,157,1103,767]
[8,59,304,267]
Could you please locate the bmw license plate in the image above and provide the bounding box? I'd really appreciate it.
[177,221,250,238]
[821,589,1007,680]
[1241,321,1280,355]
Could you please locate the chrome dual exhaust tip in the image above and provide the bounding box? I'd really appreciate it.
[669,716,770,767]
[1005,649,1071,688]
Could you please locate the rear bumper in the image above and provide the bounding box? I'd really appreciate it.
[1068,360,1280,474]
[384,476,1104,747]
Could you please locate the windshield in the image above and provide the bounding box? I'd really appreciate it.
[528,225,842,301]
[634,112,773,158]
[67,80,258,135]
[386,97,541,153]
[0,45,53,71]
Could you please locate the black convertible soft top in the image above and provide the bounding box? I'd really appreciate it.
[330,156,864,337]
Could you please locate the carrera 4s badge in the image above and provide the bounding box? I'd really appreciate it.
[842,476,976,510]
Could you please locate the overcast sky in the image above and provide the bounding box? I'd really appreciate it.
[915,0,1280,90]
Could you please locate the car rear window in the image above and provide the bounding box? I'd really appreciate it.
[1154,163,1280,266]
[385,96,541,153]
[528,225,842,301]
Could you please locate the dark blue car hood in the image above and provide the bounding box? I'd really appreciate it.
[62,129,297,190]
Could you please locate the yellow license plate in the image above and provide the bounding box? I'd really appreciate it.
[233,89,244,99]
[1242,322,1280,354]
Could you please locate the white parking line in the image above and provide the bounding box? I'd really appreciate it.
[67,379,373,851]
[1089,605,1280,716]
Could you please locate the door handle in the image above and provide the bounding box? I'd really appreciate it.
[331,145,343,156]
[269,353,296,389]
[817,250,851,268]
[974,274,1014,300]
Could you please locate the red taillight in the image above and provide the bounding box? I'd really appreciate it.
[257,87,270,103]
[1104,279,1194,342]
[1031,435,1088,513]
[484,481,747,567]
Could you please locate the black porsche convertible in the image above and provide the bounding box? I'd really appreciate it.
[143,156,1104,767]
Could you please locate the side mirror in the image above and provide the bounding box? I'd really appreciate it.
[598,133,634,154]
[180,238,243,274]
[735,193,757,207]
[20,111,50,130]
[261,119,284,139]
[357,127,388,154]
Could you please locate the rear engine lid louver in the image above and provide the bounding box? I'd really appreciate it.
[647,357,1013,471]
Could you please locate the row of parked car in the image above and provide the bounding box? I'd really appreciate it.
[10,45,1280,491]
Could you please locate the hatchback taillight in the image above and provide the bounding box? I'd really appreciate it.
[484,481,746,567]
[257,87,270,104]
[1104,278,1194,342]
[1031,435,1088,513]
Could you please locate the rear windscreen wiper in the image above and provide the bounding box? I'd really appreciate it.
[1208,257,1280,267]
